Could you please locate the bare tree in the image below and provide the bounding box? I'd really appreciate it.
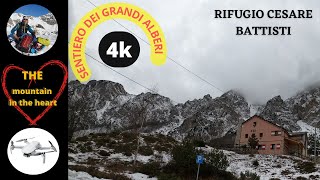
[133,99,150,166]
[150,83,159,94]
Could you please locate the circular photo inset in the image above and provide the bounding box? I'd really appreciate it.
[6,4,58,56]
[7,128,60,175]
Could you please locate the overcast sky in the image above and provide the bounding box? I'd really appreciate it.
[68,0,320,104]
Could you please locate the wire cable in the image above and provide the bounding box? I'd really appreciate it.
[85,0,225,94]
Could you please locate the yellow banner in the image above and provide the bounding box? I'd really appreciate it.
[69,3,167,82]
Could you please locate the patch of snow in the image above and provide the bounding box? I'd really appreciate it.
[139,136,147,146]
[160,152,172,163]
[98,167,105,172]
[107,153,153,163]
[297,120,317,134]
[117,94,135,105]
[135,154,153,163]
[108,153,132,162]
[68,169,110,180]
[154,115,184,135]
[125,173,157,180]
[68,161,77,166]
[249,104,260,116]
[96,101,111,120]
[69,152,99,163]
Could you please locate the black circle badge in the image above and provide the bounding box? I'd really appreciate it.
[98,31,140,67]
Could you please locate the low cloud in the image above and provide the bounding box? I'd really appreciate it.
[69,0,320,104]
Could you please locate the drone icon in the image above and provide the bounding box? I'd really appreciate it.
[10,137,57,164]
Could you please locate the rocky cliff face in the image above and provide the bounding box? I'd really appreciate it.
[68,80,175,137]
[170,90,250,141]
[286,87,320,127]
[259,95,300,131]
[68,80,320,141]
[258,87,320,130]
[40,13,56,25]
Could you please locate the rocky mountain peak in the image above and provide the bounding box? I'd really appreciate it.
[132,92,174,109]
[220,90,247,106]
[222,89,243,97]
[265,95,285,108]
[203,94,212,100]
[286,86,320,127]
[218,90,250,119]
[68,80,319,141]
[40,13,56,25]
[69,80,128,111]
[259,95,300,131]
[87,80,127,95]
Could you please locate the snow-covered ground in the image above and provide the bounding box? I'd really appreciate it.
[107,153,153,163]
[125,173,157,180]
[69,151,171,165]
[68,169,110,180]
[197,146,320,180]
[226,151,320,180]
[70,149,320,180]
[69,134,319,180]
[68,169,156,180]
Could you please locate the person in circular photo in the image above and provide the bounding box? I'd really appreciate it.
[7,4,58,56]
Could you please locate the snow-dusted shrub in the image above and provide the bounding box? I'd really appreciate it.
[295,161,317,173]
[252,159,259,167]
[207,149,229,170]
[240,171,260,180]
[138,161,161,177]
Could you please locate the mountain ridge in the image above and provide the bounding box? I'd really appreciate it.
[68,80,320,141]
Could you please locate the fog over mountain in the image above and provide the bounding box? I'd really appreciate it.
[69,0,320,104]
[68,80,320,141]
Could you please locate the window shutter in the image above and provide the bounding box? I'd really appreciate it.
[276,144,281,149]
[262,145,266,150]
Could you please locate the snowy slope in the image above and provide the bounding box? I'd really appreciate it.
[69,133,320,180]
[297,120,318,134]
[68,169,157,180]
[68,133,175,180]
[125,173,157,180]
[196,146,320,180]
[226,151,320,180]
[68,169,110,180]
[249,104,263,117]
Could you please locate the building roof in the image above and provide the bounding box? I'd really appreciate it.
[289,132,308,136]
[242,115,290,135]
